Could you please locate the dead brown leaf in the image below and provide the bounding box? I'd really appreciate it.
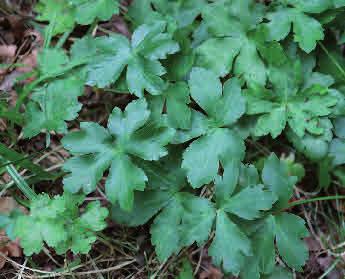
[17,49,38,73]
[198,252,224,279]
[0,44,16,58]
[199,266,223,279]
[99,15,131,38]
[305,237,321,252]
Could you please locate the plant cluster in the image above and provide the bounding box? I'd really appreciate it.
[2,0,345,278]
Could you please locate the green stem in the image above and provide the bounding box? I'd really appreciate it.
[0,110,24,125]
[318,41,345,81]
[44,12,57,49]
[87,20,98,35]
[15,76,44,112]
[286,195,345,209]
[55,30,72,49]
[319,258,341,279]
[5,163,38,200]
[15,58,88,111]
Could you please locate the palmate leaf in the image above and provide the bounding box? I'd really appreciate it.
[195,0,268,86]
[70,0,119,25]
[111,157,181,227]
[209,210,252,276]
[274,213,309,270]
[113,156,279,276]
[243,155,308,276]
[62,99,175,211]
[265,2,325,53]
[27,0,341,275]
[112,146,187,226]
[179,67,246,188]
[149,82,192,129]
[164,27,196,82]
[245,58,339,139]
[149,179,275,266]
[262,154,297,208]
[35,0,119,35]
[23,76,84,138]
[246,213,309,278]
[111,154,304,276]
[128,0,207,28]
[208,160,277,275]
[84,21,179,97]
[286,118,334,160]
[151,193,216,261]
[14,192,108,256]
[151,0,208,28]
[128,0,164,27]
[22,46,94,138]
[35,0,75,35]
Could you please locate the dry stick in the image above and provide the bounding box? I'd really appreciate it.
[17,258,27,279]
[0,251,136,278]
[194,247,203,276]
[294,189,327,254]
[66,259,136,277]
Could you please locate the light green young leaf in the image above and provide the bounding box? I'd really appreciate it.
[37,48,70,77]
[246,61,338,139]
[23,77,84,138]
[286,118,333,160]
[35,0,75,35]
[71,0,119,25]
[35,0,119,35]
[14,193,108,256]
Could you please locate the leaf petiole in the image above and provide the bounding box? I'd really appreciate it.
[286,195,345,209]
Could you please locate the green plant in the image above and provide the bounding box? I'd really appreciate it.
[3,0,345,277]
[13,192,108,255]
